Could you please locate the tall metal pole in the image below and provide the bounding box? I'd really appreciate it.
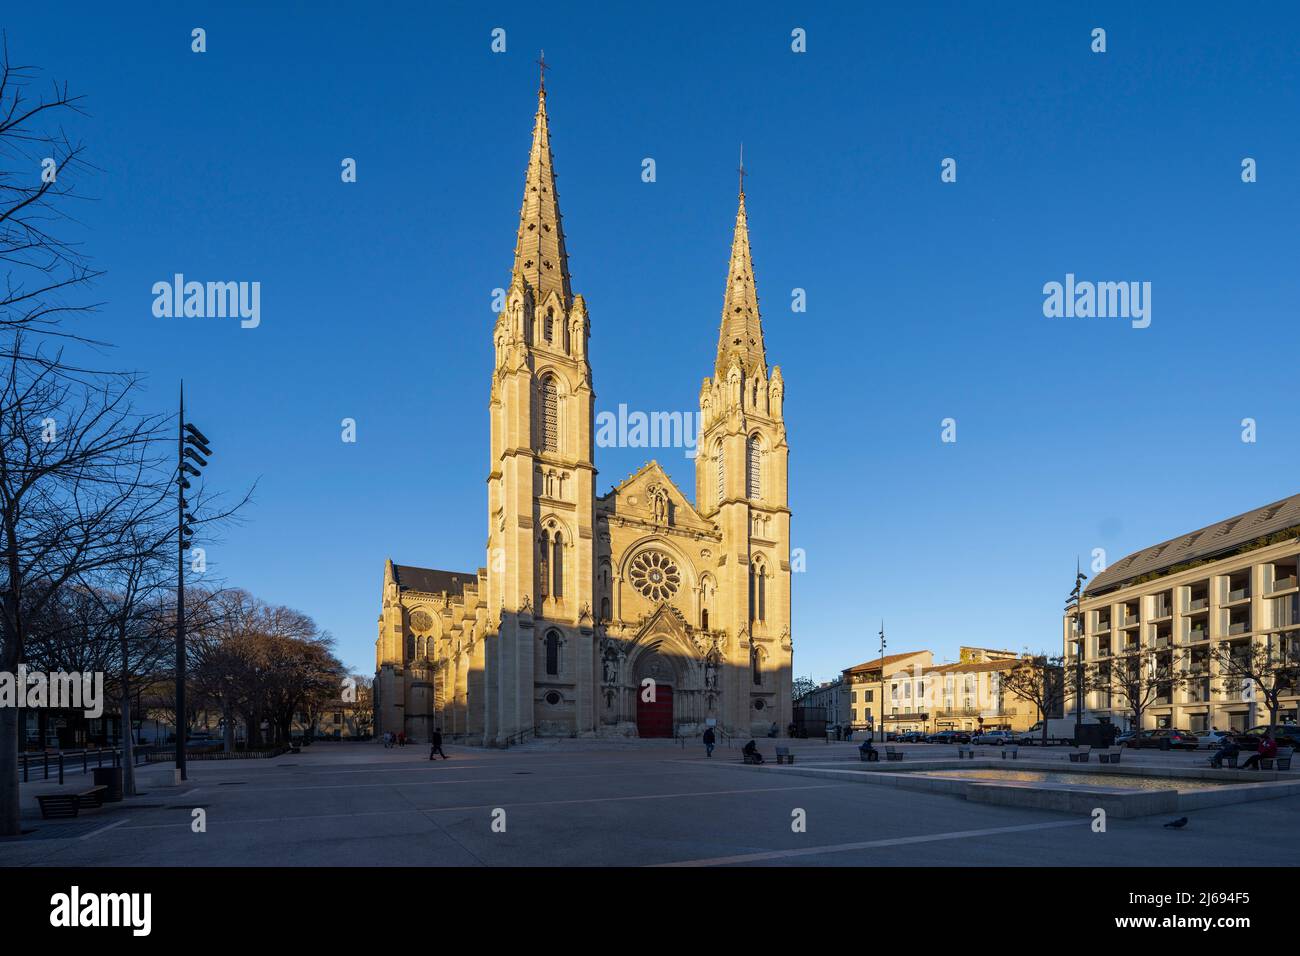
[175,382,187,781]
[877,621,886,744]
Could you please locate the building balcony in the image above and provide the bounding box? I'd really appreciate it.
[1227,588,1251,604]
[1187,597,1210,612]
[1187,626,1209,643]
[1228,621,1252,636]
[1272,576,1298,594]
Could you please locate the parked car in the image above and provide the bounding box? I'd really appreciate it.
[972,730,1015,745]
[1135,729,1199,751]
[898,731,927,743]
[1234,724,1300,751]
[1115,730,1143,748]
[1195,730,1235,750]
[928,730,971,745]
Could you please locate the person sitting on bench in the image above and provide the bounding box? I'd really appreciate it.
[742,739,764,764]
[1209,736,1240,768]
[859,739,879,762]
[1242,732,1277,770]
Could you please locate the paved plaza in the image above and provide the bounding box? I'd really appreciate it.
[2,740,1298,867]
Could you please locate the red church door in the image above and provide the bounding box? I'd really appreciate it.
[637,684,674,738]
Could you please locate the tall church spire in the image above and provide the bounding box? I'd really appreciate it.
[715,166,766,379]
[511,60,572,305]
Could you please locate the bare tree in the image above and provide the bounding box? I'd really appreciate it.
[1089,648,1187,734]
[0,36,101,344]
[0,347,173,835]
[999,653,1074,746]
[1211,638,1300,729]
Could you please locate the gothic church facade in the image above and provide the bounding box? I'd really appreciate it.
[375,78,793,744]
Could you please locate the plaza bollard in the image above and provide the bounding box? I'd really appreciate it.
[58,753,64,785]
[44,752,49,780]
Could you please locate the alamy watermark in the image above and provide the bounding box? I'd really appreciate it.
[152,274,261,329]
[1042,273,1150,329]
[595,404,703,459]
[0,666,104,718]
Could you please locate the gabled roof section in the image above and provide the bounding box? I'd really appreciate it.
[843,651,932,678]
[1085,492,1300,596]
[392,564,477,596]
[597,460,712,531]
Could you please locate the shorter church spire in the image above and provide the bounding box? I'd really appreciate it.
[715,165,766,379]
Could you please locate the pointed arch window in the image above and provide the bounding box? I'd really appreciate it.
[544,307,555,343]
[746,434,761,500]
[751,645,762,686]
[749,560,766,623]
[545,630,560,676]
[538,534,550,599]
[539,375,558,452]
[552,532,564,598]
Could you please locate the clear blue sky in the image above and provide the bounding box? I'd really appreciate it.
[11,2,1300,679]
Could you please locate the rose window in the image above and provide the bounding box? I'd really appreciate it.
[629,550,680,602]
[410,610,433,633]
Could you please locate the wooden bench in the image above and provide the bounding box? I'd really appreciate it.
[1098,747,1124,764]
[1067,746,1092,763]
[774,746,795,765]
[884,746,904,762]
[36,785,107,820]
[1210,751,1239,768]
[858,747,879,762]
[957,745,975,759]
[742,751,765,765]
[1001,746,1019,760]
[1260,747,1294,771]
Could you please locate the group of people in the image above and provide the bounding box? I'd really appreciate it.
[381,728,451,761]
[1210,730,1278,770]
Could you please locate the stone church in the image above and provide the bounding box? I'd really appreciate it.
[375,76,793,744]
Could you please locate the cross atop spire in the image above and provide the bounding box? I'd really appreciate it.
[737,142,746,197]
[510,71,572,304]
[537,49,549,92]
[715,177,767,379]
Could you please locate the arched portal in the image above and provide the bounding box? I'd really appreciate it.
[633,646,677,738]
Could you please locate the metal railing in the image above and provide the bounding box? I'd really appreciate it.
[503,727,534,748]
[19,747,156,786]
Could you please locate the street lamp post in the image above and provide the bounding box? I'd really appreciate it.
[1065,560,1088,739]
[175,382,212,782]
[877,621,886,744]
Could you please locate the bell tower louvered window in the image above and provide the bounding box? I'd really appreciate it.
[715,441,725,507]
[540,376,558,452]
[746,435,761,499]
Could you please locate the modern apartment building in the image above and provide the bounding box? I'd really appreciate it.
[1067,494,1300,733]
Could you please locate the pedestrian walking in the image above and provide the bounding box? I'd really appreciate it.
[430,727,449,760]
[702,726,716,758]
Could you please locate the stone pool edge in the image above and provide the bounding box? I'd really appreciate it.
[721,758,1300,819]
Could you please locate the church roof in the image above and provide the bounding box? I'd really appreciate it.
[715,180,767,379]
[1084,492,1300,596]
[510,74,572,305]
[392,564,476,596]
